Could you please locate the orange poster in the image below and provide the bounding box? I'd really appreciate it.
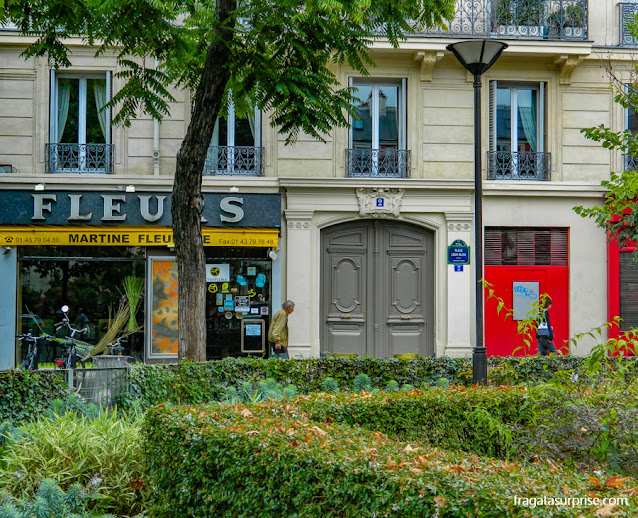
[151,260,178,355]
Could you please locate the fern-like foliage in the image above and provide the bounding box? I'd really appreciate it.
[352,373,372,393]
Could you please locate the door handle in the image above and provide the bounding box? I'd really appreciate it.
[340,314,352,319]
[400,315,412,320]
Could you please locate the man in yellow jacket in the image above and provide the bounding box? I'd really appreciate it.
[268,300,295,359]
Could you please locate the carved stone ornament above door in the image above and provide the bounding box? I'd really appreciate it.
[356,188,405,218]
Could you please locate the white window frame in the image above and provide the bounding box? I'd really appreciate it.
[348,77,407,150]
[49,70,111,145]
[490,80,545,154]
[211,101,261,147]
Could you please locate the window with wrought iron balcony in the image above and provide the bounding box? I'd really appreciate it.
[619,2,638,47]
[487,81,551,181]
[346,78,410,178]
[420,0,587,41]
[204,104,264,176]
[46,72,113,174]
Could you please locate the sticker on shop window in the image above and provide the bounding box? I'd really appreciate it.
[255,274,266,288]
[260,306,269,315]
[247,267,257,276]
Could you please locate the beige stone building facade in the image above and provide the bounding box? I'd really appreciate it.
[1,0,637,367]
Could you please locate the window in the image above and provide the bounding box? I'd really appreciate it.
[346,78,409,177]
[488,81,550,180]
[625,85,638,171]
[48,71,112,173]
[485,228,568,266]
[205,102,262,175]
[620,251,638,331]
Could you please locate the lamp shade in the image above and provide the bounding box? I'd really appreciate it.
[446,39,508,76]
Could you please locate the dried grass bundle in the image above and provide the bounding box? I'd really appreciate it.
[82,300,130,359]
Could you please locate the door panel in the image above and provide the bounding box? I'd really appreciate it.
[322,220,434,358]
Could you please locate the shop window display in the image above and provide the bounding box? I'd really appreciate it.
[18,246,145,363]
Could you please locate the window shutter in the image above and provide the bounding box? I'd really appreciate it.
[517,230,535,265]
[550,229,568,265]
[49,69,56,143]
[488,80,497,152]
[539,82,546,152]
[484,229,502,265]
[484,228,568,265]
[400,77,407,150]
[105,71,111,144]
[620,251,638,330]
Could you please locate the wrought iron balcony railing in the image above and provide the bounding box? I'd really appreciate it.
[45,143,114,174]
[345,149,411,178]
[620,3,638,46]
[204,146,264,176]
[419,0,587,40]
[624,154,638,171]
[487,151,551,180]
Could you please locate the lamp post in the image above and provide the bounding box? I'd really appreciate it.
[446,39,508,385]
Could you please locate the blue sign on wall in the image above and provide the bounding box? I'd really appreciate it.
[448,239,470,265]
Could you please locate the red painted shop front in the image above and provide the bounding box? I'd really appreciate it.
[607,238,638,354]
[483,228,570,356]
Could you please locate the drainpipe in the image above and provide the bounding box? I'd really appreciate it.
[152,57,161,175]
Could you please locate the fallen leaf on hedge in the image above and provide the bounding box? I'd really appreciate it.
[346,439,354,444]
[433,496,446,506]
[246,430,259,435]
[404,444,420,452]
[562,486,571,495]
[231,425,245,431]
[241,408,253,418]
[286,428,295,436]
[546,459,561,472]
[532,455,540,463]
[290,440,299,447]
[305,433,313,443]
[384,455,398,470]
[447,465,466,474]
[128,478,145,490]
[593,504,617,516]
[319,441,328,448]
[361,391,372,398]
[275,425,286,433]
[415,456,430,468]
[499,461,519,472]
[588,477,602,487]
[604,476,629,488]
[410,468,423,475]
[620,487,638,496]
[579,427,588,432]
[308,426,327,436]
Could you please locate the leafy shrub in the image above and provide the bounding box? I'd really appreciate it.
[121,356,597,412]
[352,373,372,392]
[321,377,339,393]
[384,380,399,392]
[0,370,68,424]
[142,404,635,517]
[0,478,110,518]
[220,379,298,404]
[0,410,145,516]
[296,387,528,458]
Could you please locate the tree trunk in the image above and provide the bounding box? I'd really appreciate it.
[171,0,236,361]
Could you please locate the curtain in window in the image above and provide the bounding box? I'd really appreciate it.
[518,92,537,152]
[247,110,255,139]
[93,80,108,139]
[57,82,71,142]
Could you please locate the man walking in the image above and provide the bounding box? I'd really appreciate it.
[268,300,294,359]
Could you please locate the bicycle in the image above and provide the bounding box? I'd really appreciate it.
[54,306,93,370]
[17,333,54,370]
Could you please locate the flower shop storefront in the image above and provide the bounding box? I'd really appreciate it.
[0,190,281,368]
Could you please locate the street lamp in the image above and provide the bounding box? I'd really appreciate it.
[446,39,508,385]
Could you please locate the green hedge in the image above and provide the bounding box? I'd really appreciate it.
[0,370,68,423]
[143,402,635,517]
[123,355,587,410]
[295,387,529,458]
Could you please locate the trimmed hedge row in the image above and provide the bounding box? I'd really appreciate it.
[295,387,529,458]
[0,370,67,423]
[143,401,636,517]
[123,355,587,410]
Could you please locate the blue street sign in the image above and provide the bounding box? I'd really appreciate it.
[448,244,470,265]
[454,265,463,272]
[376,198,384,207]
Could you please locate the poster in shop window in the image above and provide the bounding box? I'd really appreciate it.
[151,260,179,355]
